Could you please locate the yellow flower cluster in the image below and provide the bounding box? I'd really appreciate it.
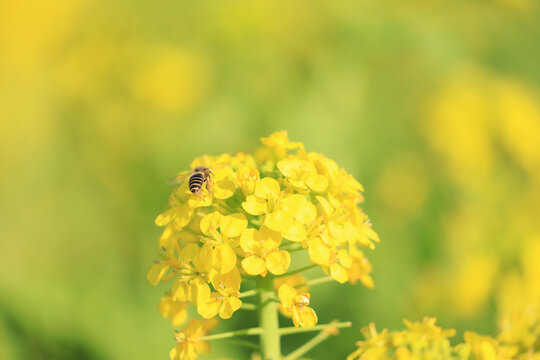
[497,304,540,359]
[348,316,540,360]
[348,318,463,360]
[148,131,378,342]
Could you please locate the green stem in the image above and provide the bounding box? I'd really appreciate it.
[283,329,334,360]
[258,276,281,360]
[279,321,352,336]
[198,327,262,341]
[274,263,318,278]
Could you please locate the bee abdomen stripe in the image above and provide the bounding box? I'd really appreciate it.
[189,173,205,193]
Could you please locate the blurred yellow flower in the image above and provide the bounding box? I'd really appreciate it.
[158,295,189,327]
[133,46,210,114]
[170,319,218,360]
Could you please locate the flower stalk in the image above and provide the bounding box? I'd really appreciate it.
[258,275,281,360]
[279,321,352,336]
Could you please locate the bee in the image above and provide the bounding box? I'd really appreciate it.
[168,163,227,196]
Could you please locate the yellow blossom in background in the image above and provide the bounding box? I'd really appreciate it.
[133,46,211,114]
[158,295,189,327]
[417,67,540,323]
[463,332,514,360]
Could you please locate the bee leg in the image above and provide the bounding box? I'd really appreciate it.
[206,179,214,196]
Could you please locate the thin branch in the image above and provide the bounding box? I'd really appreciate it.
[279,321,352,336]
[283,328,336,360]
[302,276,334,288]
[198,327,263,341]
[240,303,257,311]
[239,289,260,298]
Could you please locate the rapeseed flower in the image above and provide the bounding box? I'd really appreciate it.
[347,318,465,360]
[158,295,189,326]
[148,131,378,358]
[278,284,318,328]
[170,319,218,360]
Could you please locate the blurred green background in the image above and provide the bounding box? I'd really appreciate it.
[1,0,539,359]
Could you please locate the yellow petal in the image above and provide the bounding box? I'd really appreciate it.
[278,284,296,307]
[172,280,188,302]
[277,158,303,178]
[307,174,328,193]
[220,213,247,238]
[200,212,223,235]
[480,341,497,360]
[264,210,287,232]
[213,178,236,199]
[293,306,318,328]
[155,208,175,226]
[212,244,237,274]
[169,344,180,360]
[266,250,291,275]
[159,224,177,250]
[281,218,307,242]
[188,192,212,208]
[193,244,214,274]
[308,237,332,265]
[316,196,334,216]
[188,278,211,305]
[147,262,170,286]
[180,243,200,262]
[343,222,360,246]
[219,297,242,319]
[242,256,267,275]
[212,267,242,294]
[242,195,267,215]
[328,222,344,241]
[197,293,221,319]
[359,274,374,289]
[158,297,188,327]
[240,228,258,252]
[254,177,280,199]
[280,194,316,224]
[259,226,282,249]
[330,263,349,283]
[173,205,193,228]
[338,249,353,268]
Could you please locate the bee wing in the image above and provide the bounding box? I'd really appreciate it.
[209,161,230,172]
[167,171,191,185]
